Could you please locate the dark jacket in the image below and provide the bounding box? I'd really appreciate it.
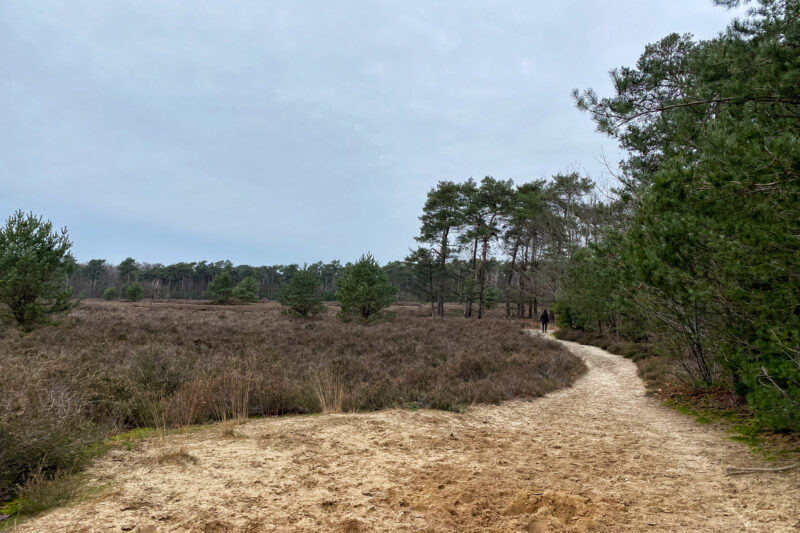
[540,311,549,323]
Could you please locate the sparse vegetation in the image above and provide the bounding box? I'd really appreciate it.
[153,447,198,465]
[554,327,800,460]
[0,299,584,505]
[2,469,81,519]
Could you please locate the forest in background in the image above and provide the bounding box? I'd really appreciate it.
[68,170,603,318]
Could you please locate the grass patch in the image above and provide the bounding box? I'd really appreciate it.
[0,470,112,530]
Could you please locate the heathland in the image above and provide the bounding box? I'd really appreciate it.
[0,300,584,506]
[9,329,800,532]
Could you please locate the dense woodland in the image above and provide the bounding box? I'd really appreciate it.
[560,1,800,431]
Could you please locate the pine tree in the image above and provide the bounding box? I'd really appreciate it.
[0,211,75,326]
[125,282,144,301]
[572,1,800,429]
[118,257,138,286]
[417,181,464,316]
[461,177,515,319]
[232,276,259,303]
[103,287,119,300]
[277,268,325,318]
[336,254,397,321]
[207,272,232,303]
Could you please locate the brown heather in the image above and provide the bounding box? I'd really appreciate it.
[0,300,584,500]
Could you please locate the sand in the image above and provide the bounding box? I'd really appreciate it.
[12,332,799,532]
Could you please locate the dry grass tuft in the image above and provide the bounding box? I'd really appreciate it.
[153,447,197,466]
[218,419,244,438]
[314,369,345,413]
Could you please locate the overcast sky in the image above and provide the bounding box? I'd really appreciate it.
[0,1,742,265]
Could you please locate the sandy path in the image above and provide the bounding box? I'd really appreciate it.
[14,333,799,532]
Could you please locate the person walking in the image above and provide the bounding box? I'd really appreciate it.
[540,308,549,333]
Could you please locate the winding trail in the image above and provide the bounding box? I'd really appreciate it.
[16,333,799,532]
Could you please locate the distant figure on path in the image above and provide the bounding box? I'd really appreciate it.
[540,309,549,333]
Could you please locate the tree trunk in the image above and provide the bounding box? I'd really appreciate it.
[518,244,527,319]
[529,259,536,319]
[438,228,449,317]
[477,237,489,319]
[465,237,479,318]
[505,240,520,319]
[429,260,436,317]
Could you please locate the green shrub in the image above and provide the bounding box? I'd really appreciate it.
[125,282,144,301]
[551,301,573,329]
[277,269,325,318]
[102,287,118,300]
[232,276,259,303]
[744,359,800,432]
[207,272,232,304]
[483,287,499,310]
[336,254,397,321]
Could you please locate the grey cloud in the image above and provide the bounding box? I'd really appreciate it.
[0,0,742,264]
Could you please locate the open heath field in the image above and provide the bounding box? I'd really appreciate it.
[0,300,584,510]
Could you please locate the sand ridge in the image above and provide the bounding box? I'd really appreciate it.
[14,332,799,532]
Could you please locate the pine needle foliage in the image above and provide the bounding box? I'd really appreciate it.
[0,210,75,326]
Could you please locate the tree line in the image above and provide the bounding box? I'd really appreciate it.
[0,210,399,323]
[404,173,609,319]
[69,258,346,301]
[63,170,607,315]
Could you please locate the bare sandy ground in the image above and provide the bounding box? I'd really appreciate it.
[13,333,799,532]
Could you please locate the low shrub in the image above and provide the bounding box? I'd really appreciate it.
[102,287,118,301]
[277,269,325,318]
[0,391,100,502]
[232,277,259,303]
[125,282,144,301]
[1,300,585,504]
